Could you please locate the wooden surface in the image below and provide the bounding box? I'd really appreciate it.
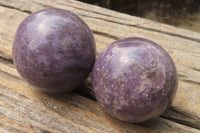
[0,0,200,132]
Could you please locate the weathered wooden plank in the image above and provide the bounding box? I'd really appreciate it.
[0,57,200,133]
[1,0,200,78]
[0,1,200,129]
[1,0,200,43]
[1,3,200,91]
[0,0,200,132]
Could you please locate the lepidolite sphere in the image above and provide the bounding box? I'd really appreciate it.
[13,9,96,93]
[92,37,178,122]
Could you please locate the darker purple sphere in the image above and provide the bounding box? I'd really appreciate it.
[92,37,178,122]
[13,9,96,93]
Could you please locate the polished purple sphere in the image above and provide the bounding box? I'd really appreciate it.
[13,9,96,93]
[92,37,178,122]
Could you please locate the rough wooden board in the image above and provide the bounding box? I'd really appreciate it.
[0,58,200,133]
[0,0,200,132]
[0,0,200,129]
[1,0,200,43]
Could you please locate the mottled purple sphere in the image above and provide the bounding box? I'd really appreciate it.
[13,9,96,93]
[92,37,178,122]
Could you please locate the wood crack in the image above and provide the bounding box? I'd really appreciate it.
[168,107,192,118]
[92,30,120,40]
[161,115,200,130]
[58,2,120,20]
[192,67,200,72]
[81,14,200,43]
[0,3,32,14]
[134,26,200,43]
[178,74,187,78]
[0,56,13,64]
[179,79,200,86]
[0,69,22,83]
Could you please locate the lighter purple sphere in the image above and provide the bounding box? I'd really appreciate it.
[92,37,178,122]
[13,9,96,93]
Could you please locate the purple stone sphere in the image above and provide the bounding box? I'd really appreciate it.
[92,37,178,122]
[12,9,96,93]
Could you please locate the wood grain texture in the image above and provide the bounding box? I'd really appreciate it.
[0,0,200,132]
[0,57,199,133]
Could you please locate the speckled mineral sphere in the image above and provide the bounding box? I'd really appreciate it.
[12,9,96,93]
[92,37,178,122]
